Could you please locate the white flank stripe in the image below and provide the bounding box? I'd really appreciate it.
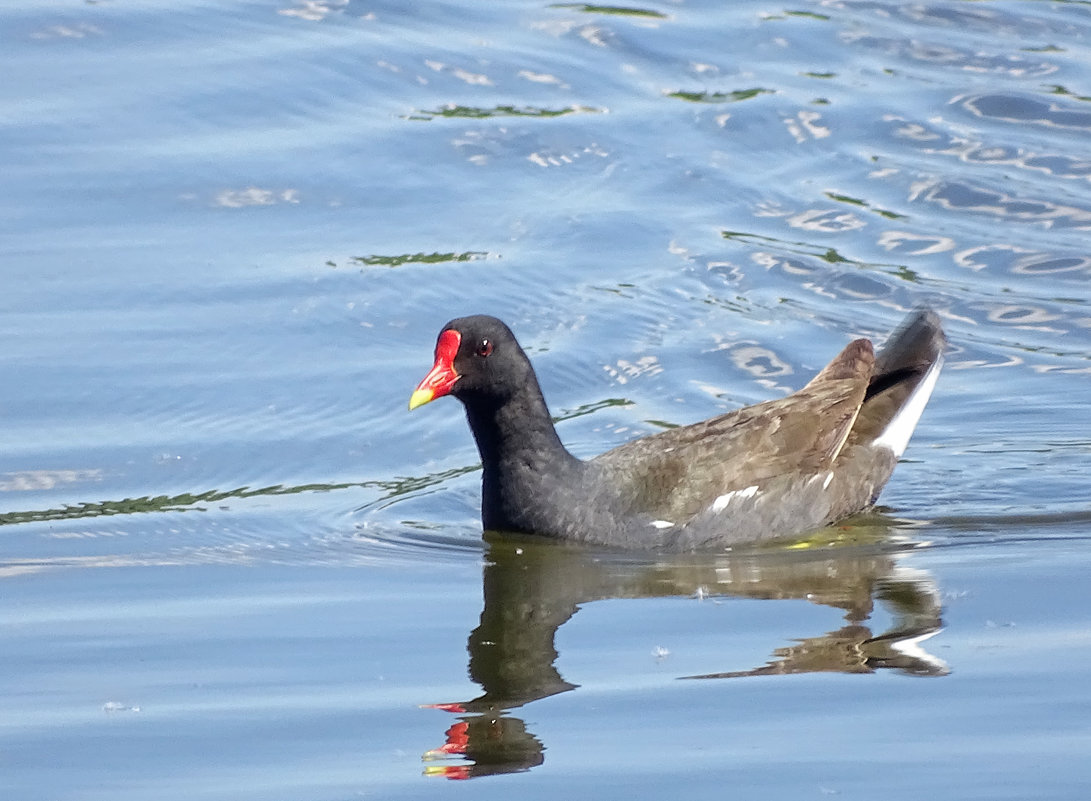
[873,355,944,458]
[712,484,760,513]
[650,519,675,529]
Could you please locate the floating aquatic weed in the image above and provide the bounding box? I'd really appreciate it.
[345,251,488,268]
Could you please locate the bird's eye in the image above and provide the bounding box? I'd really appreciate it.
[476,339,493,357]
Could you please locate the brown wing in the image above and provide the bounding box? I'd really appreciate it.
[594,339,875,522]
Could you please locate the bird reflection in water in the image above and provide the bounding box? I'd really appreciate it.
[422,525,947,778]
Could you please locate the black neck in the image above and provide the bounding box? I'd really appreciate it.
[461,376,584,533]
[462,377,576,473]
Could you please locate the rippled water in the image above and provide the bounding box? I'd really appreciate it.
[3,1,1091,798]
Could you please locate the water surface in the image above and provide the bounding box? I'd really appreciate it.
[3,1,1091,798]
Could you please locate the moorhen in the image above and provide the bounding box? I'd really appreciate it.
[409,309,945,550]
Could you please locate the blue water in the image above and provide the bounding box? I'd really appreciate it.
[3,1,1091,798]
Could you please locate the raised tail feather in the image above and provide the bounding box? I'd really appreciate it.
[853,308,946,456]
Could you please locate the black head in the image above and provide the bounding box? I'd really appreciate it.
[409,315,534,410]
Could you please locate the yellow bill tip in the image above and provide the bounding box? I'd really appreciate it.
[408,388,435,411]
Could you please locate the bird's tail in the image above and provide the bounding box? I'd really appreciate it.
[853,308,947,457]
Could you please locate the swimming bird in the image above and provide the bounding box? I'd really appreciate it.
[409,309,945,550]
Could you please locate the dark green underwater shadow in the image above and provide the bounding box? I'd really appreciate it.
[0,464,481,528]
